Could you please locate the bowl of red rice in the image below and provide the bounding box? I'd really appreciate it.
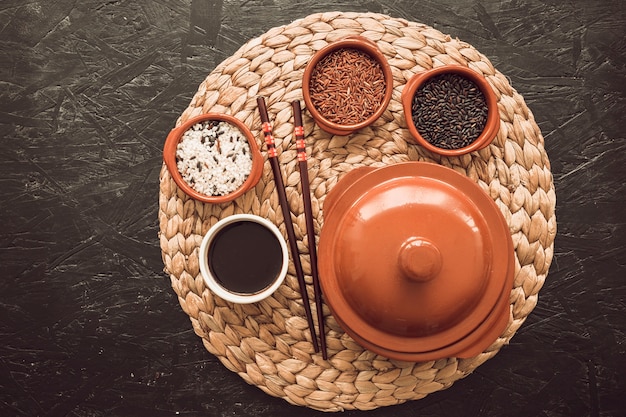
[302,36,393,136]
[163,113,263,204]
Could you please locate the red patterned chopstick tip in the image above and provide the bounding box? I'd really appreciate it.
[294,125,305,137]
[260,120,277,157]
[264,133,275,146]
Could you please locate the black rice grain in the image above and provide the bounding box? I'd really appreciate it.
[411,73,488,150]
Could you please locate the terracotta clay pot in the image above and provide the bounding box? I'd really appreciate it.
[318,162,514,361]
[401,66,500,156]
[302,35,393,136]
[163,113,264,204]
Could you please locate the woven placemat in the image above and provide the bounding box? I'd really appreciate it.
[158,12,556,412]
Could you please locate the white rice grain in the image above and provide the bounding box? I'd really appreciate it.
[176,120,253,196]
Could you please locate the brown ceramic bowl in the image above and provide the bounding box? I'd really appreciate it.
[163,113,263,204]
[401,66,500,156]
[318,162,514,361]
[302,35,393,136]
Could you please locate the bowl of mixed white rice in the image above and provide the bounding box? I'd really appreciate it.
[163,113,263,203]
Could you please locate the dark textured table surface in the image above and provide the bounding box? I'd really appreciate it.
[1,1,624,416]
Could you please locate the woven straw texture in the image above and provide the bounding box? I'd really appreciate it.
[158,12,556,412]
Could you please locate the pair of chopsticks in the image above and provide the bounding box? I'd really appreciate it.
[256,97,327,359]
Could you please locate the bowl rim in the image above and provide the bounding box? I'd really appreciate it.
[162,113,264,204]
[401,65,500,156]
[302,35,394,136]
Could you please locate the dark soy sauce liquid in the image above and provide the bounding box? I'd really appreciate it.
[208,220,283,294]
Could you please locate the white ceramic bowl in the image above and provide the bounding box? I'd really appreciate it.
[199,214,289,304]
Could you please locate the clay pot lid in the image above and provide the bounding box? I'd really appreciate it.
[318,162,514,360]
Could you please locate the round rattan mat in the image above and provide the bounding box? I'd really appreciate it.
[158,12,556,412]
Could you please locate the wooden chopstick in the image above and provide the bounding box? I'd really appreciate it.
[256,96,320,354]
[292,100,327,360]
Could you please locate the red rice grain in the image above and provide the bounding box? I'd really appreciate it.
[309,48,386,125]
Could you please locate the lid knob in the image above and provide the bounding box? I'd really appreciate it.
[398,238,442,282]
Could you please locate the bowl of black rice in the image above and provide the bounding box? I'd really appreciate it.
[163,113,263,204]
[401,65,499,156]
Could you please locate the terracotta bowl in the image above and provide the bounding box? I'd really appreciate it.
[163,113,263,204]
[302,35,393,136]
[318,162,514,361]
[401,66,500,156]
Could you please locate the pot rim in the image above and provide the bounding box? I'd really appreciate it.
[331,286,512,360]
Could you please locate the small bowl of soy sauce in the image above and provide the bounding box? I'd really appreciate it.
[199,214,289,304]
[401,65,500,156]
